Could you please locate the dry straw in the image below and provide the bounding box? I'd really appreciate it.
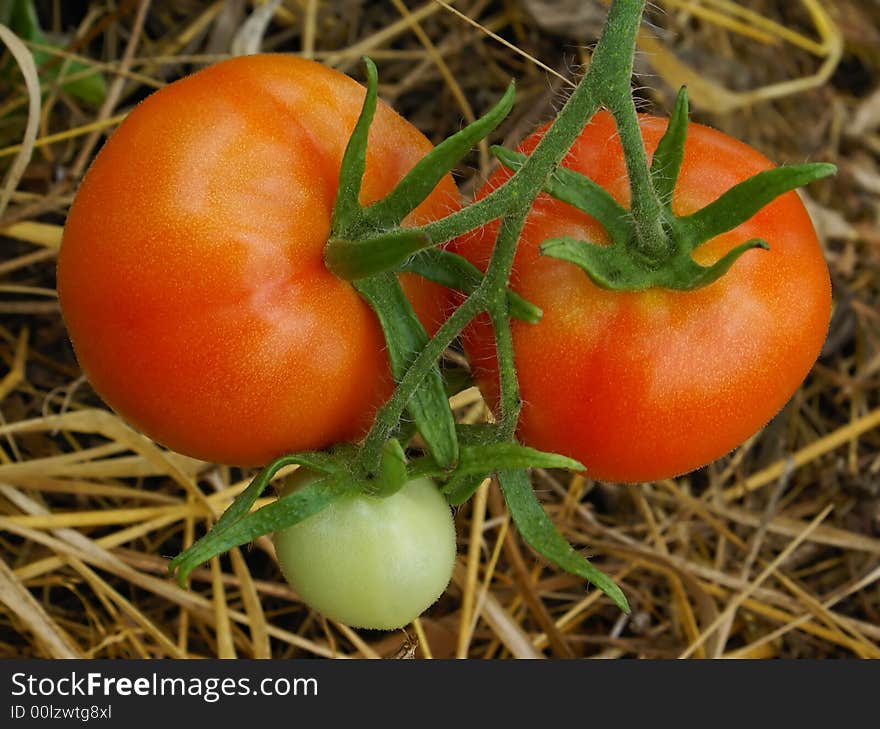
[0,0,877,659]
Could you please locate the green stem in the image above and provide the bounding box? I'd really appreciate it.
[363,0,648,259]
[587,0,668,264]
[414,182,512,244]
[171,0,651,612]
[362,291,487,467]
[608,93,670,264]
[490,303,520,438]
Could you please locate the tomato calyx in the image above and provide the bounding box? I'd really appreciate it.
[322,60,540,315]
[167,449,359,586]
[167,433,594,591]
[324,58,516,281]
[318,58,531,472]
[495,87,836,292]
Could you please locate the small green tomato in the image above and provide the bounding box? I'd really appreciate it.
[273,472,457,630]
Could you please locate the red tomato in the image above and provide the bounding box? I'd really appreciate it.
[451,111,831,482]
[58,55,458,466]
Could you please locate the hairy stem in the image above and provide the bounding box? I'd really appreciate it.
[362,292,487,467]
[588,0,668,263]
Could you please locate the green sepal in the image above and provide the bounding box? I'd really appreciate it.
[534,153,834,291]
[326,83,517,280]
[325,228,431,281]
[168,472,357,586]
[331,56,378,233]
[458,442,583,474]
[399,248,542,324]
[503,108,835,293]
[455,422,500,445]
[435,421,493,506]
[394,368,476,449]
[5,0,106,106]
[681,162,837,249]
[497,469,629,612]
[441,443,583,505]
[362,82,516,231]
[371,438,408,497]
[209,451,344,537]
[441,367,475,400]
[665,237,770,290]
[407,440,583,481]
[492,145,630,244]
[541,234,770,291]
[405,433,585,502]
[442,474,487,506]
[541,236,645,290]
[649,86,688,207]
[355,273,458,468]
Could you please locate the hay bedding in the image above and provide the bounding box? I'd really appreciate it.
[0,0,877,659]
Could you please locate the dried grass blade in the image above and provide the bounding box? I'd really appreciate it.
[0,24,41,219]
[0,556,82,658]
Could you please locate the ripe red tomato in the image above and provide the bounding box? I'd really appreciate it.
[451,111,831,482]
[58,55,458,466]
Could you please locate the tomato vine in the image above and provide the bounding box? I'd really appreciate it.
[154,0,834,619]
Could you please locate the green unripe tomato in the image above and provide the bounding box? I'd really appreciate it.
[273,473,457,630]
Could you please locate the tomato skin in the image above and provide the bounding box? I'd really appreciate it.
[273,473,456,630]
[451,111,831,483]
[58,55,458,466]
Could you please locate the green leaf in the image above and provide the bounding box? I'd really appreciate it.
[6,0,37,38]
[169,473,356,585]
[40,51,106,107]
[492,145,631,244]
[355,273,458,468]
[331,56,378,233]
[363,82,515,230]
[680,162,837,248]
[498,469,629,612]
[399,248,542,324]
[650,86,688,207]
